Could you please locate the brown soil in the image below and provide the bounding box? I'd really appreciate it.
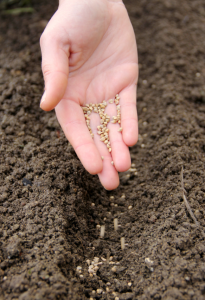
[0,0,205,299]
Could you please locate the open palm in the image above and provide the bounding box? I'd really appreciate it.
[40,0,138,190]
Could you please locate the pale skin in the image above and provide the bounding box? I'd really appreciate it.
[40,0,138,190]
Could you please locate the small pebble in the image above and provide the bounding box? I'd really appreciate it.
[97,289,103,294]
[22,178,32,186]
[111,266,117,272]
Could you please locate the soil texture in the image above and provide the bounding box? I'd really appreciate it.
[0,0,205,299]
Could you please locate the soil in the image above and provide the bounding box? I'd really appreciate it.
[0,0,205,299]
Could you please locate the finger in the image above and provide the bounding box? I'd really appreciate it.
[98,157,119,190]
[89,113,119,190]
[55,100,103,175]
[120,84,138,146]
[40,26,69,111]
[105,102,131,172]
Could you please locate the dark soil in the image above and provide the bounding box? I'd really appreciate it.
[1,0,205,299]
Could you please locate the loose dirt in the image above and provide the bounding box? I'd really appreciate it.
[0,0,205,299]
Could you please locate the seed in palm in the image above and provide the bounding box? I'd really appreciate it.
[82,95,122,151]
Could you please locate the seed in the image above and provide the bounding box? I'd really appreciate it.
[104,140,108,144]
[101,156,104,160]
[118,120,121,124]
[100,225,105,238]
[100,137,105,141]
[118,127,123,132]
[91,133,94,138]
[121,237,125,250]
[111,161,114,165]
[114,218,118,231]
[97,131,102,135]
[109,99,113,104]
[109,148,112,152]
[107,144,110,149]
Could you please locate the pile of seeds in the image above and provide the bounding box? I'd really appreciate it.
[82,94,122,153]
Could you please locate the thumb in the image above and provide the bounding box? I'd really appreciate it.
[40,28,69,111]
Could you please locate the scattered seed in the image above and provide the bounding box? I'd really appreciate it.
[128,282,132,287]
[100,225,105,238]
[121,237,125,250]
[114,218,118,231]
[128,205,132,210]
[96,224,101,229]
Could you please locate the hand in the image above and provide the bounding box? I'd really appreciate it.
[40,0,138,190]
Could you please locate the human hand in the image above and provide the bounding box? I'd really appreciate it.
[40,0,138,190]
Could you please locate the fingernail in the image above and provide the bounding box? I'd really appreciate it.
[40,91,46,107]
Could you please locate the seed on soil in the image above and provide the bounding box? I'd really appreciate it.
[121,237,125,250]
[91,203,95,206]
[128,282,132,287]
[128,205,132,210]
[114,218,118,231]
[96,224,101,229]
[100,225,105,238]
